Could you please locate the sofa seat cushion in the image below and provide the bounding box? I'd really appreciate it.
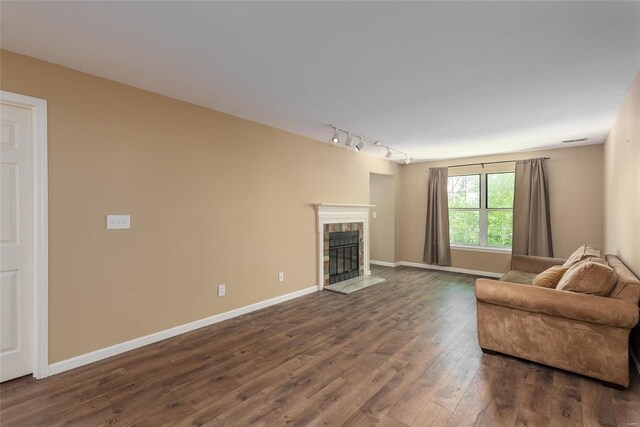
[532,265,569,288]
[563,244,603,267]
[556,259,617,296]
[500,270,537,285]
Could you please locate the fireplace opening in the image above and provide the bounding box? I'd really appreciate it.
[328,230,360,284]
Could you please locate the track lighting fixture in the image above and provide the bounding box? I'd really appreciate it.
[345,133,354,147]
[329,125,410,161]
[331,128,340,144]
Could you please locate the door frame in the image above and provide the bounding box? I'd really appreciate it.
[1,90,49,379]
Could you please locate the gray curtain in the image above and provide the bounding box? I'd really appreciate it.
[512,158,553,257]
[423,167,451,266]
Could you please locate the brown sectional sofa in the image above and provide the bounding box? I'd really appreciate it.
[475,253,640,387]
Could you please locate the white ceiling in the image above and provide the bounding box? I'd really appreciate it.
[2,1,639,161]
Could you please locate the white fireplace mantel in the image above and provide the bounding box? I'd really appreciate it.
[314,203,374,290]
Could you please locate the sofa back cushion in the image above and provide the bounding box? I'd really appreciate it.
[556,259,617,296]
[532,265,569,288]
[562,244,603,268]
[607,255,640,306]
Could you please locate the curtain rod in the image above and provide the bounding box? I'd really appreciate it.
[430,157,550,169]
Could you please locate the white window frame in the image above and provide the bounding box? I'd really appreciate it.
[448,172,513,253]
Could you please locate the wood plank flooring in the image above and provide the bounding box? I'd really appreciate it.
[1,266,639,426]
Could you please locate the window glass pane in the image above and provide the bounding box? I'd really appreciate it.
[487,210,513,248]
[487,173,515,208]
[447,175,480,208]
[449,210,480,246]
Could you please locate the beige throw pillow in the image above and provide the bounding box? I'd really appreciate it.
[562,244,603,268]
[532,265,569,288]
[556,259,617,296]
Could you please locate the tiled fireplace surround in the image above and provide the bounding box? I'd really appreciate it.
[315,204,372,290]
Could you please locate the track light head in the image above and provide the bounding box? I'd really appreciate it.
[331,129,340,144]
[329,127,408,159]
[345,134,354,147]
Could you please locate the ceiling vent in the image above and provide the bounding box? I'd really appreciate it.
[562,138,588,144]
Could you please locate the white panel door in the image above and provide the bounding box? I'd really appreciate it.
[0,102,33,382]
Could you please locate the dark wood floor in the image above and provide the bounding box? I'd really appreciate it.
[2,266,639,426]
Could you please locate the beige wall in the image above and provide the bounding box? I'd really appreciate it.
[0,50,401,363]
[369,174,396,263]
[603,71,640,356]
[400,144,605,274]
[604,71,640,276]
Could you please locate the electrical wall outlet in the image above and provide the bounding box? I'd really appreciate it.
[278,272,284,283]
[218,284,225,297]
[106,214,131,229]
[372,212,377,218]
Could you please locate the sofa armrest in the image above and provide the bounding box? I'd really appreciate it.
[510,254,567,274]
[475,279,639,329]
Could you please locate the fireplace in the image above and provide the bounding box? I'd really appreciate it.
[315,203,372,290]
[328,230,360,284]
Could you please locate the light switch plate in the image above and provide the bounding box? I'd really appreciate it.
[106,215,131,230]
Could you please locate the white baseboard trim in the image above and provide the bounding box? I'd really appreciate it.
[631,348,640,378]
[398,261,503,278]
[369,259,503,278]
[48,286,318,376]
[370,260,401,268]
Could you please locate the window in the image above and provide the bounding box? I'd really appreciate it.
[448,172,514,250]
[447,175,480,246]
[486,173,515,248]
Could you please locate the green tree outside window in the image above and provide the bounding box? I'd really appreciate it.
[447,172,514,249]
